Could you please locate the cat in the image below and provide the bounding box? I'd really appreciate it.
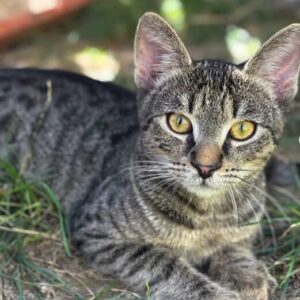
[0,12,299,300]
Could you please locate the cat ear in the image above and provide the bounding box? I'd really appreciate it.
[245,24,300,105]
[134,12,192,93]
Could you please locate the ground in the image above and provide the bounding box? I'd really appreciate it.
[0,98,298,300]
[0,3,299,299]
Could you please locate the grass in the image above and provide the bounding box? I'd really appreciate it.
[0,155,299,299]
[255,164,300,298]
[0,157,77,298]
[0,158,142,299]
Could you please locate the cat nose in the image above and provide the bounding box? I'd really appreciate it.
[190,143,222,179]
[191,161,222,179]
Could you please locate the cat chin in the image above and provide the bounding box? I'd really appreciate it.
[185,182,226,198]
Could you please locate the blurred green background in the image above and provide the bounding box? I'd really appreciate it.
[0,0,300,85]
[0,2,299,298]
[0,0,299,160]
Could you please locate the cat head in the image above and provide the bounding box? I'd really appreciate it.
[134,12,300,197]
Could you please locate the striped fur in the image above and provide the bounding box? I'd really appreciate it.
[1,13,300,300]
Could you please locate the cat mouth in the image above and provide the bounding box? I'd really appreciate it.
[198,178,215,189]
[200,180,208,187]
[186,174,224,194]
[198,178,223,192]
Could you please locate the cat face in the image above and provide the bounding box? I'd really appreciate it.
[134,13,300,197]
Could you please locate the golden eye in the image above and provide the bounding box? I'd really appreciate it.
[230,121,256,141]
[167,113,192,134]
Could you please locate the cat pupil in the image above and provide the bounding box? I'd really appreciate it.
[177,116,183,125]
[1,11,298,300]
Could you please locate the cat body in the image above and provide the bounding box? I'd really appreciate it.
[1,13,300,300]
[0,69,137,211]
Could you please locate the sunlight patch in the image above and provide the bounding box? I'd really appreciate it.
[73,47,120,81]
[160,0,185,32]
[226,25,261,64]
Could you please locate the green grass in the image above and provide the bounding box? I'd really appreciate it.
[255,165,300,298]
[271,171,300,296]
[0,155,299,299]
[0,158,141,299]
[0,158,89,299]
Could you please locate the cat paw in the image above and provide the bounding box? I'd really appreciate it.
[213,289,241,300]
[209,260,277,300]
[202,284,241,300]
[258,261,278,297]
[236,268,277,300]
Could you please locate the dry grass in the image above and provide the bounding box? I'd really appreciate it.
[0,105,299,299]
[0,158,299,299]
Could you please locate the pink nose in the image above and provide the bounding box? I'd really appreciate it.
[190,143,222,179]
[191,162,221,179]
[199,165,212,175]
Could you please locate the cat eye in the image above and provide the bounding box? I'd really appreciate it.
[167,113,192,134]
[229,121,256,141]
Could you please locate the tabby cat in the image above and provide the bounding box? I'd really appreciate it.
[1,12,300,300]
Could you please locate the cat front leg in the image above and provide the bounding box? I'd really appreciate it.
[207,244,277,300]
[72,233,240,299]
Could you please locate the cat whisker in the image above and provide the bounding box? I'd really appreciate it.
[269,185,300,206]
[232,175,291,221]
[138,174,172,184]
[244,190,277,248]
[252,195,277,250]
[134,160,179,166]
[229,183,277,249]
[141,176,180,197]
[231,184,266,246]
[227,168,255,173]
[228,185,239,226]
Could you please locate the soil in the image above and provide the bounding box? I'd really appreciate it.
[0,2,299,299]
